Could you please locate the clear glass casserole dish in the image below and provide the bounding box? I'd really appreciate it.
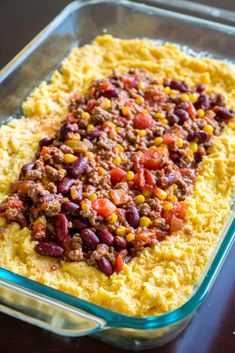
[0,0,235,350]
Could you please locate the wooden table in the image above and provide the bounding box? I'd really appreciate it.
[0,1,235,352]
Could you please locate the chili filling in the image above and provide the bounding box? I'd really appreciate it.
[1,70,234,275]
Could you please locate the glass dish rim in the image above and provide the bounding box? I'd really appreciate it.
[0,0,235,330]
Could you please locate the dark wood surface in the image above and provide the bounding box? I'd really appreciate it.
[0,1,235,352]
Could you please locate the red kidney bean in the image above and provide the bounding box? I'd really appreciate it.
[214,107,234,120]
[177,102,189,110]
[39,137,54,148]
[99,88,118,99]
[85,129,103,140]
[21,162,35,176]
[170,80,186,92]
[62,202,80,216]
[98,229,114,246]
[194,131,208,143]
[114,236,127,249]
[71,219,87,230]
[98,257,114,276]
[59,122,78,141]
[195,84,206,93]
[57,177,74,194]
[195,93,209,110]
[54,214,68,243]
[68,157,88,178]
[175,109,189,124]
[167,113,179,126]
[35,242,64,257]
[170,152,180,162]
[80,228,99,250]
[125,206,139,229]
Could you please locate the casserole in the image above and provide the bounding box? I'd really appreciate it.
[0,0,235,349]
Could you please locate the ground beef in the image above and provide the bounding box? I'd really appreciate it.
[1,70,233,276]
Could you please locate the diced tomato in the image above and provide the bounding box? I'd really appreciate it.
[142,147,165,170]
[92,198,116,218]
[133,113,155,129]
[162,201,188,226]
[162,209,174,225]
[144,89,166,104]
[110,189,129,205]
[110,168,127,184]
[11,181,33,196]
[41,146,49,156]
[163,135,176,145]
[33,223,46,235]
[144,169,156,187]
[122,74,141,89]
[170,216,184,233]
[187,103,197,119]
[133,168,156,191]
[173,201,189,219]
[115,252,124,273]
[66,113,77,123]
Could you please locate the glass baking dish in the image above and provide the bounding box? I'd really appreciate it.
[0,0,235,350]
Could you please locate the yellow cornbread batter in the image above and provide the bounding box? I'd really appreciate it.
[0,36,235,316]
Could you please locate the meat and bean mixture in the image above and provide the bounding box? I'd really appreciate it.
[1,70,234,275]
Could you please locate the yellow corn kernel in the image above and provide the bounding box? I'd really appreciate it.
[187,150,194,162]
[203,124,214,134]
[177,138,184,148]
[138,130,146,137]
[172,183,178,190]
[65,140,87,152]
[34,216,46,226]
[140,216,152,228]
[189,93,198,103]
[98,167,105,175]
[171,195,178,203]
[154,137,163,146]
[106,122,116,128]
[155,188,167,200]
[170,89,178,95]
[137,81,145,90]
[180,93,189,102]
[88,193,97,201]
[127,171,135,181]
[122,106,131,116]
[113,156,122,165]
[117,144,124,152]
[189,142,198,153]
[163,202,173,211]
[116,226,127,236]
[155,112,165,119]
[162,118,169,125]
[141,108,148,114]
[101,98,111,110]
[81,202,89,212]
[163,87,171,94]
[64,153,77,163]
[126,232,135,242]
[81,111,90,120]
[197,109,205,118]
[135,195,145,204]
[142,190,151,197]
[135,96,144,105]
[85,151,94,159]
[108,213,118,224]
[87,124,94,132]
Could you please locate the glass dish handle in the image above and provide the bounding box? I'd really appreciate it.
[0,278,106,336]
